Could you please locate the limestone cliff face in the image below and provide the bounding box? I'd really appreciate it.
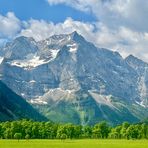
[0,32,147,125]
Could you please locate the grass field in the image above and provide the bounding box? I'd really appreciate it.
[0,139,147,148]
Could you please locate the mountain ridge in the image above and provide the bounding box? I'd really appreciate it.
[0,31,147,125]
[0,80,47,121]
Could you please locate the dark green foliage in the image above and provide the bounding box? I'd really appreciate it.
[0,81,47,121]
[0,120,147,140]
[25,134,30,140]
[14,133,22,141]
[92,121,110,138]
[60,134,67,140]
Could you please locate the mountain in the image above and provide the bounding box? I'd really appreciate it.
[125,55,148,106]
[0,31,147,125]
[0,80,46,121]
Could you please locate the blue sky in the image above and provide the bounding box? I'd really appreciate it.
[0,0,148,62]
[0,0,96,23]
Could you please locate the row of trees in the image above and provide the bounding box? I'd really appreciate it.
[0,120,147,140]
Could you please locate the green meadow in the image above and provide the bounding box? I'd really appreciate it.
[0,139,147,148]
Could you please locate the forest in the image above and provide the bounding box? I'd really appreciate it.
[0,120,147,140]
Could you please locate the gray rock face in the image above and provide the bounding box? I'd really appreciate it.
[0,32,147,125]
[125,55,148,106]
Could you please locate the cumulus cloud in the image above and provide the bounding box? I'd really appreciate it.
[0,12,21,38]
[45,0,148,61]
[47,0,148,32]
[93,24,148,61]
[1,0,148,62]
[20,18,95,41]
[0,12,22,46]
[46,0,100,15]
[20,17,148,61]
[99,0,148,32]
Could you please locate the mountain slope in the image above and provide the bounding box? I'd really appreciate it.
[0,80,46,121]
[0,31,147,125]
[125,55,148,106]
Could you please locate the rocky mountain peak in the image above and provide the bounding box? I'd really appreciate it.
[125,54,148,70]
[0,32,147,125]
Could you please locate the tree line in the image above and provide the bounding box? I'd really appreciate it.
[0,120,147,140]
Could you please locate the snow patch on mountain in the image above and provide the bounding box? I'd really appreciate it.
[30,98,48,105]
[0,57,4,64]
[21,93,25,97]
[67,43,78,53]
[9,55,47,69]
[135,100,146,108]
[29,80,36,83]
[8,50,60,70]
[50,49,60,59]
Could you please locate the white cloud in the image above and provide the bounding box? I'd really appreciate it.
[20,18,95,41]
[1,0,148,63]
[47,0,100,15]
[45,0,148,62]
[20,17,148,62]
[0,12,22,46]
[99,0,148,32]
[0,12,21,38]
[47,0,148,32]
[94,25,148,61]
